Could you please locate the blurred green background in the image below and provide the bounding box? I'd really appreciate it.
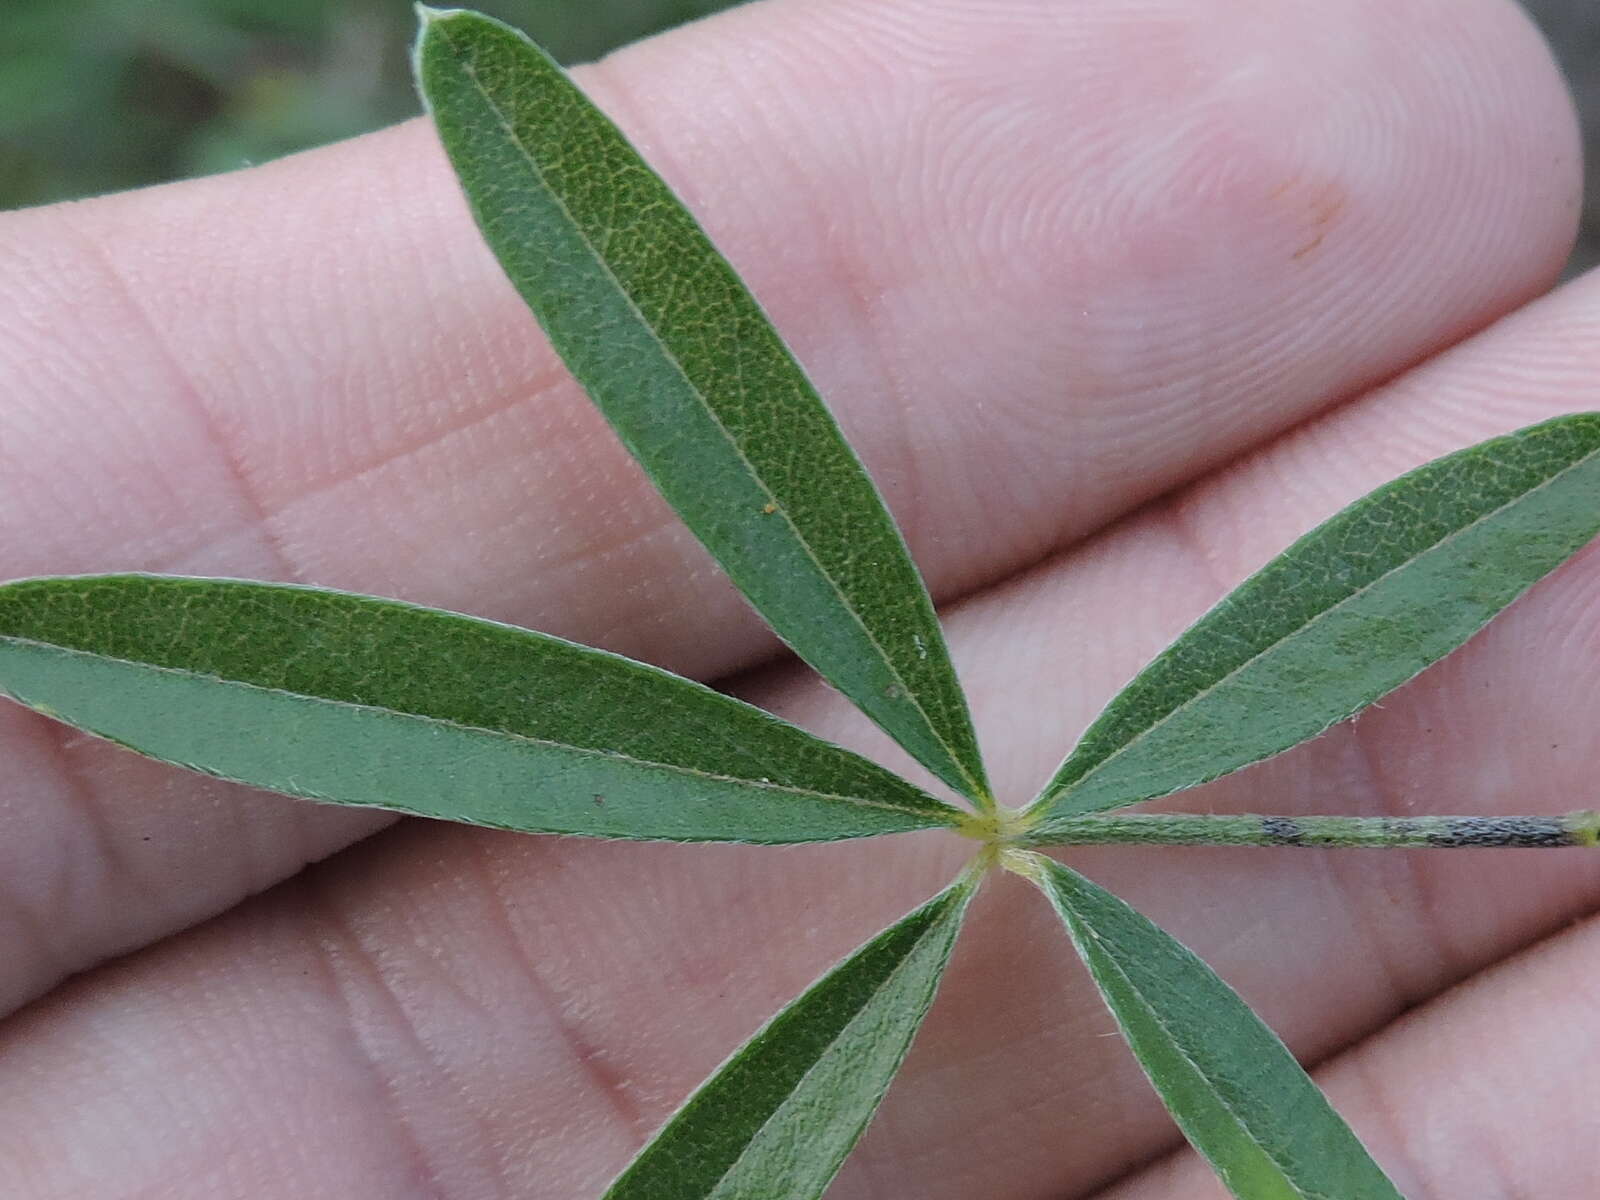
[1,1,1596,272]
[0,0,739,210]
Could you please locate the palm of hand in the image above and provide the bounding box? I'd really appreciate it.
[3,2,1598,1197]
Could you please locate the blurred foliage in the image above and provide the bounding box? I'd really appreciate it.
[1524,0,1600,274]
[0,0,740,209]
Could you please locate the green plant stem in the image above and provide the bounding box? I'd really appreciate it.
[1020,811,1600,849]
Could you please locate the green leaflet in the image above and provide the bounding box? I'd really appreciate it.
[1029,413,1600,828]
[604,875,976,1200]
[0,575,962,843]
[1021,854,1404,1200]
[413,9,989,804]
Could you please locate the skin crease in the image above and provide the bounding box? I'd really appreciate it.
[2,0,1599,1195]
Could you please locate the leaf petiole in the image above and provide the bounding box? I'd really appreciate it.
[1019,810,1600,849]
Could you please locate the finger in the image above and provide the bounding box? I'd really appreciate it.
[1099,912,1600,1199]
[0,0,1578,1118]
[13,1,1574,645]
[0,822,973,1199]
[11,262,1600,1200]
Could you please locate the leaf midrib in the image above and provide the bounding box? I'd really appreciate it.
[439,26,979,800]
[0,635,953,822]
[1040,439,1600,817]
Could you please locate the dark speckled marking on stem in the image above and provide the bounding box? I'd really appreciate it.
[1425,816,1576,848]
[1260,816,1305,845]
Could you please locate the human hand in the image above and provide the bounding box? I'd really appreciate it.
[3,1,1595,1195]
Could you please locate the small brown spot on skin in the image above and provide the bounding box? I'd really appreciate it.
[1309,184,1345,227]
[1291,232,1325,261]
[1271,173,1346,262]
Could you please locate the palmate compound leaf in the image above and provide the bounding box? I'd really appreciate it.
[1027,413,1600,833]
[603,873,977,1200]
[1016,853,1405,1200]
[0,575,964,843]
[413,9,991,805]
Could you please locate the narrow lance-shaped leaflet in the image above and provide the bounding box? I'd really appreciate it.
[414,9,990,804]
[1015,852,1405,1200]
[0,576,963,843]
[603,874,978,1200]
[1028,413,1600,829]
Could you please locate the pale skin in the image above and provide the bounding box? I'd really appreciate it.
[2,0,1598,1195]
